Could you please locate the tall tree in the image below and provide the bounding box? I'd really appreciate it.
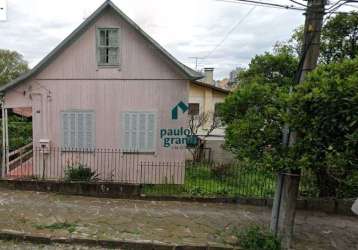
[0,49,28,86]
[279,12,358,64]
[237,50,298,88]
[320,12,358,64]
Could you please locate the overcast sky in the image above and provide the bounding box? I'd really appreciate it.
[0,0,353,79]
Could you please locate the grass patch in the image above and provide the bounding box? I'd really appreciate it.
[142,163,276,198]
[236,226,281,250]
[34,222,77,233]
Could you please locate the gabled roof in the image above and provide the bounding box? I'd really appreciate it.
[0,0,203,93]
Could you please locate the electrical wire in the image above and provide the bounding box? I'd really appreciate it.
[203,6,256,59]
[216,0,305,11]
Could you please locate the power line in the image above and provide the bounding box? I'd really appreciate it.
[203,6,256,59]
[216,0,306,11]
[289,0,307,7]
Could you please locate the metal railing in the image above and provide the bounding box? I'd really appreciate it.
[1,147,356,199]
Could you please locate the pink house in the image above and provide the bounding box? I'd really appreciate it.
[0,1,202,183]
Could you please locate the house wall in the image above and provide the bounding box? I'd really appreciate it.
[188,84,227,115]
[4,7,190,183]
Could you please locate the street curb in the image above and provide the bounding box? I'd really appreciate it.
[0,231,235,250]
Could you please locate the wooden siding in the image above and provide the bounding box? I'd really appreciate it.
[36,8,184,80]
[4,5,192,180]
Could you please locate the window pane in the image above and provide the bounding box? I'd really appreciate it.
[108,48,118,65]
[108,29,118,46]
[99,30,107,46]
[99,48,108,64]
[188,103,200,116]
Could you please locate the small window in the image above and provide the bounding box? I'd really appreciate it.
[214,103,222,117]
[122,112,156,152]
[97,28,119,66]
[188,103,200,116]
[61,111,95,150]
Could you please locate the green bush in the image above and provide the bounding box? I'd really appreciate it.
[237,226,281,250]
[64,164,98,182]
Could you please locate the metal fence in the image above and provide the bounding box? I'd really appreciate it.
[2,147,356,199]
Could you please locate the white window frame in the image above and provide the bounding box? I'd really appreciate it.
[61,110,95,151]
[122,111,157,153]
[96,27,120,67]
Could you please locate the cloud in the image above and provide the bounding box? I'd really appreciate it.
[0,0,352,79]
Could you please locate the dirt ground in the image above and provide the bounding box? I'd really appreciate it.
[0,188,357,250]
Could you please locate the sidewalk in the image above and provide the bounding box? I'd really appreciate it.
[0,188,357,249]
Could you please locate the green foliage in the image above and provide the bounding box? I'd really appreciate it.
[64,164,98,182]
[0,49,28,86]
[0,114,32,150]
[35,222,77,233]
[236,226,281,250]
[289,59,358,197]
[320,12,358,64]
[220,58,358,197]
[278,12,358,64]
[220,81,293,171]
[143,162,276,198]
[237,50,298,88]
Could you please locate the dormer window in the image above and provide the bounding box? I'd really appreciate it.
[96,28,119,66]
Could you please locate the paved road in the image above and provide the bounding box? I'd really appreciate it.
[0,188,357,249]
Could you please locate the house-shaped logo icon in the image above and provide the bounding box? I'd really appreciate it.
[171,101,188,120]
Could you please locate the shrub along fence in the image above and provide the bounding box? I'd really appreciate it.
[1,147,356,199]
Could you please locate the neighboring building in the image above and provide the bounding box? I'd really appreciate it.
[188,68,234,163]
[0,1,203,183]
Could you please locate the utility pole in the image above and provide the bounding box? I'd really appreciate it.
[270,0,326,249]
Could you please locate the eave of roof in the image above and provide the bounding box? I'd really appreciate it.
[0,0,202,93]
[191,80,231,94]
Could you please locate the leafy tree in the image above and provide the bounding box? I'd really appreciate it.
[289,59,358,197]
[220,58,358,198]
[0,49,31,150]
[237,50,298,88]
[278,12,358,64]
[0,49,28,86]
[320,12,358,64]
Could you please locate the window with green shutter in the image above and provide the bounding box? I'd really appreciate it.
[122,112,156,152]
[61,111,95,150]
[96,28,119,66]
